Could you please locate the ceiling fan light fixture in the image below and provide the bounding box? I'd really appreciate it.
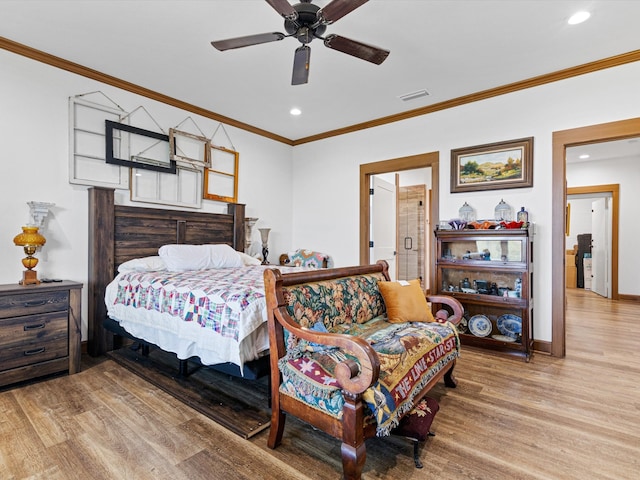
[398,89,430,102]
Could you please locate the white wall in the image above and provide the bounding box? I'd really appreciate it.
[567,197,597,248]
[291,61,640,342]
[567,156,640,296]
[398,168,431,188]
[4,44,640,345]
[0,49,294,340]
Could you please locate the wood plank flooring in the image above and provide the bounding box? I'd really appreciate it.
[1,288,638,479]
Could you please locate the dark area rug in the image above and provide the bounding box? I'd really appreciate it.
[105,346,271,439]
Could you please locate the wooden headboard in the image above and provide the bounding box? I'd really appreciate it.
[87,187,245,356]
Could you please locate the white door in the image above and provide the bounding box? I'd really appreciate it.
[591,198,608,297]
[371,176,396,279]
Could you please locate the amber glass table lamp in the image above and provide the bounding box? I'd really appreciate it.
[13,225,46,285]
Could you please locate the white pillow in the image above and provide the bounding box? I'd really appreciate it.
[117,256,167,273]
[158,244,243,271]
[238,251,262,266]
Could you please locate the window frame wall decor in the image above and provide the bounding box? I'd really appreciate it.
[169,127,209,168]
[450,137,533,193]
[68,95,129,189]
[203,144,239,203]
[105,120,176,174]
[130,165,203,209]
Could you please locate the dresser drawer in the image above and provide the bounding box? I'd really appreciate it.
[0,311,69,370]
[0,290,69,319]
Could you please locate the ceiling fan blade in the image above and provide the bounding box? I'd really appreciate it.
[211,32,286,51]
[318,0,369,24]
[324,34,389,64]
[265,0,298,21]
[292,45,311,85]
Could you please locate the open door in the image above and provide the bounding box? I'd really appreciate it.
[591,197,608,297]
[371,175,396,279]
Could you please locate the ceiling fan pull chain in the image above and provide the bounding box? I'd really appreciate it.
[210,122,236,151]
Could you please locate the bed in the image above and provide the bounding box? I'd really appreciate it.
[87,186,273,379]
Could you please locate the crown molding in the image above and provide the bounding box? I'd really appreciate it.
[2,35,639,146]
[0,36,293,146]
[292,49,640,145]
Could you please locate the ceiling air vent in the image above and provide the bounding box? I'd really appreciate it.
[398,89,430,102]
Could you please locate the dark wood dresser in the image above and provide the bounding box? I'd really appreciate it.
[0,281,82,388]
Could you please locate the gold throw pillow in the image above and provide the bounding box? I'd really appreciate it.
[378,279,435,323]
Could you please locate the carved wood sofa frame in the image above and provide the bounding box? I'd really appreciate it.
[263,261,463,480]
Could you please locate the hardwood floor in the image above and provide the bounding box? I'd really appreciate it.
[1,288,638,479]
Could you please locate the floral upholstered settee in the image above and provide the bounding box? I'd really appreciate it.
[263,261,463,480]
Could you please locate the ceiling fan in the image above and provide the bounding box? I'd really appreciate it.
[211,0,390,85]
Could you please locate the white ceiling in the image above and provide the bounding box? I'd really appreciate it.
[1,1,640,142]
[566,137,640,164]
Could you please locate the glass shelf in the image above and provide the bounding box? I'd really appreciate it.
[440,238,524,263]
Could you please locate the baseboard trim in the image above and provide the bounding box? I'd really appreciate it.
[619,294,640,302]
[533,340,552,355]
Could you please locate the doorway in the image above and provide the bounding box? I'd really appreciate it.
[360,152,440,291]
[397,183,428,287]
[552,117,640,357]
[566,184,619,299]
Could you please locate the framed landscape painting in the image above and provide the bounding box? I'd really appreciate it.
[451,137,533,193]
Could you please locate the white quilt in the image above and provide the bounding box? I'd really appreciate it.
[105,265,292,369]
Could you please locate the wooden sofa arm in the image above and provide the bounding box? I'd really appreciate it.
[426,295,464,324]
[273,306,381,396]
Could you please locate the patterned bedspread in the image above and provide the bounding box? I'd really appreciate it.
[105,266,282,368]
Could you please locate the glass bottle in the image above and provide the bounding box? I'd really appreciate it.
[517,207,529,223]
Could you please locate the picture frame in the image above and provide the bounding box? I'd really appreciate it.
[169,128,209,167]
[203,144,239,203]
[451,137,533,193]
[105,120,176,174]
[69,96,129,189]
[130,165,202,209]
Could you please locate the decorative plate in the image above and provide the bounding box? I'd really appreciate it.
[468,315,492,337]
[497,314,522,340]
[491,334,516,343]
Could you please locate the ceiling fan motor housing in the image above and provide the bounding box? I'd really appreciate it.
[285,2,327,44]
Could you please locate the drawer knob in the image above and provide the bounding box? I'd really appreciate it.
[24,323,46,331]
[23,300,48,307]
[24,347,46,356]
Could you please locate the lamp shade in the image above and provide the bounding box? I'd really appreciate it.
[258,228,271,244]
[13,226,46,247]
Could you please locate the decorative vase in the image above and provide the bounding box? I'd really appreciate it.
[244,217,258,253]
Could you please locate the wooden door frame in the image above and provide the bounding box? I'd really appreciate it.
[567,184,619,299]
[552,117,640,357]
[360,152,439,290]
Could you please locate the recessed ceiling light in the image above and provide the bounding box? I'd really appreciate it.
[290,107,302,116]
[568,11,591,25]
[579,154,590,159]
